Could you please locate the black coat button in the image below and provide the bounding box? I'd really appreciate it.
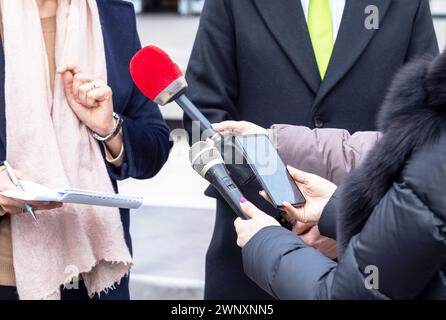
[314,116,324,128]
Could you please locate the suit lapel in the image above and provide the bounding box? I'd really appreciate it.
[312,0,391,108]
[253,0,321,93]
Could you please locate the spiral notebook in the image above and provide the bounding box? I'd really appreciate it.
[0,180,143,209]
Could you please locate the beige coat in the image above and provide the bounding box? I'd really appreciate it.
[269,125,381,185]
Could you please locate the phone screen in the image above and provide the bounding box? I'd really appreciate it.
[235,134,306,208]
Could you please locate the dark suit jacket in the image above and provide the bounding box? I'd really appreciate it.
[184,0,439,299]
[0,0,172,300]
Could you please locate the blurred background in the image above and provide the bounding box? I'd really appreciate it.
[120,0,446,299]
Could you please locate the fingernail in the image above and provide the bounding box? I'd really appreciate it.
[240,197,248,203]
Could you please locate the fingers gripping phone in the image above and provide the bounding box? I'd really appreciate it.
[234,134,306,208]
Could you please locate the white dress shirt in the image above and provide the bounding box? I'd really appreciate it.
[300,0,346,43]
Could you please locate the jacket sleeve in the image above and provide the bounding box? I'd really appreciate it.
[243,181,446,300]
[183,0,239,138]
[405,0,439,62]
[242,226,337,299]
[270,125,381,185]
[318,186,344,240]
[105,30,172,181]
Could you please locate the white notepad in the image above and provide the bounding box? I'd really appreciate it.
[0,180,143,209]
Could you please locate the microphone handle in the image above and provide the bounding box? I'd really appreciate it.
[175,94,219,139]
[205,165,249,220]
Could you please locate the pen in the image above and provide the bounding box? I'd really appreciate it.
[3,161,37,221]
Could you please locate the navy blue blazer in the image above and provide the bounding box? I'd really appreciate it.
[0,0,171,297]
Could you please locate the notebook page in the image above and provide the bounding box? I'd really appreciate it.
[0,180,62,201]
[57,188,143,209]
[0,181,143,209]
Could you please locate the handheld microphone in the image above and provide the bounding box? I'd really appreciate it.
[130,45,220,140]
[190,141,249,220]
[130,45,255,189]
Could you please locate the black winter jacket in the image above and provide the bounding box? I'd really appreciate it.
[242,53,446,300]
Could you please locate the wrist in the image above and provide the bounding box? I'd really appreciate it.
[93,116,116,136]
[90,113,123,143]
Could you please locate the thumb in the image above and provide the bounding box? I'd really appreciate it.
[61,71,76,104]
[287,166,310,185]
[292,221,315,235]
[240,199,262,219]
[282,201,310,223]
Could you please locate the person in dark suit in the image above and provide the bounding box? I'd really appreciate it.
[183,0,439,299]
[0,0,171,300]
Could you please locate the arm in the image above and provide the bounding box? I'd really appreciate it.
[242,226,337,299]
[106,90,171,181]
[106,29,172,181]
[270,125,381,185]
[183,0,239,138]
[404,0,439,62]
[242,181,446,300]
[318,186,344,240]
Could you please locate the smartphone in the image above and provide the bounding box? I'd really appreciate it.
[235,134,306,208]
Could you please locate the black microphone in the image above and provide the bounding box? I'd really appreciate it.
[190,141,249,220]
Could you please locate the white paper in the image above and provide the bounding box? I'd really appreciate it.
[0,180,143,209]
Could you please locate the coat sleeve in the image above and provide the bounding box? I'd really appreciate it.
[243,180,446,300]
[183,0,239,138]
[334,182,446,299]
[270,125,381,185]
[405,0,439,61]
[318,186,344,240]
[105,30,172,181]
[242,226,337,299]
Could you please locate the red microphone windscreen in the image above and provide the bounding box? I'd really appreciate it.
[130,45,184,102]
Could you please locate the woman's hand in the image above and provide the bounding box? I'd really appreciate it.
[234,199,280,248]
[57,65,114,136]
[293,222,338,259]
[212,121,268,135]
[0,167,62,215]
[261,166,337,224]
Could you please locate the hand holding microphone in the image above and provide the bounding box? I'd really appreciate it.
[235,199,280,248]
[212,121,268,136]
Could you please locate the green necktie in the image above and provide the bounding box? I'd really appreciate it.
[308,0,334,79]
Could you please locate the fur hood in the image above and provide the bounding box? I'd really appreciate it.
[338,53,446,254]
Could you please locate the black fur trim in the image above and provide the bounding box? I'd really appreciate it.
[338,53,446,254]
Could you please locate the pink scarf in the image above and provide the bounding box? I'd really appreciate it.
[1,0,132,299]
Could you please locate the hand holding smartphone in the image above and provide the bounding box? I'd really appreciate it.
[235,134,306,209]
